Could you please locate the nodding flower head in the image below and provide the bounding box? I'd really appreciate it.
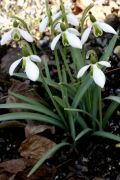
[1,22,33,45]
[9,55,41,81]
[77,60,111,88]
[51,23,82,50]
[81,13,117,45]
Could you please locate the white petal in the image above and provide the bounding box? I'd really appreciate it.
[98,61,111,67]
[96,21,117,35]
[18,28,33,42]
[81,26,92,45]
[50,34,61,50]
[1,30,12,45]
[39,16,48,33]
[93,64,105,88]
[30,55,42,62]
[67,13,79,26]
[25,60,39,81]
[77,65,90,78]
[67,28,80,36]
[52,11,61,21]
[65,31,82,49]
[9,58,22,75]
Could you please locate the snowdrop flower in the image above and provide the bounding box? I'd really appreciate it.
[39,11,79,33]
[51,23,82,50]
[1,27,33,45]
[9,55,41,81]
[77,61,111,88]
[81,14,117,45]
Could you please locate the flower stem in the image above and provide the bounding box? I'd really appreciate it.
[98,87,102,128]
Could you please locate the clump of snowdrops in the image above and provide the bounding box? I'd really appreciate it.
[0,0,120,176]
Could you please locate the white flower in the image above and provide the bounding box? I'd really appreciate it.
[51,24,82,50]
[1,27,33,45]
[77,61,111,88]
[9,55,41,81]
[39,11,79,33]
[81,20,117,45]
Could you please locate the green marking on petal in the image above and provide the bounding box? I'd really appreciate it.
[93,23,103,37]
[62,33,69,46]
[12,29,21,41]
[22,58,27,70]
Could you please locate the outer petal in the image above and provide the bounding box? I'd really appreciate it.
[25,60,39,81]
[81,26,92,45]
[77,65,90,78]
[93,64,105,88]
[98,61,111,67]
[50,34,61,50]
[65,31,82,49]
[18,28,33,42]
[1,30,12,45]
[67,28,80,36]
[30,55,41,62]
[96,21,117,35]
[9,58,22,75]
[39,16,48,32]
[67,13,79,26]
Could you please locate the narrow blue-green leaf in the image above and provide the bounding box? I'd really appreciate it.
[70,47,84,69]
[64,108,101,129]
[28,142,70,177]
[0,103,60,120]
[75,128,92,141]
[0,112,64,129]
[100,34,118,61]
[9,91,41,106]
[72,75,93,108]
[53,96,66,108]
[105,95,120,104]
[93,131,120,142]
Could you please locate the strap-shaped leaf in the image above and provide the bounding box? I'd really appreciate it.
[93,131,120,142]
[0,112,64,129]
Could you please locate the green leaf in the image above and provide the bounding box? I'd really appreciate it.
[100,34,118,61]
[28,142,70,177]
[64,108,101,129]
[93,131,120,142]
[0,112,64,129]
[75,128,92,141]
[70,47,84,70]
[72,75,93,108]
[53,96,66,108]
[103,100,120,128]
[0,103,60,121]
[9,91,41,106]
[105,95,120,104]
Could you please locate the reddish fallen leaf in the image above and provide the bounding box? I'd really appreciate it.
[0,159,27,174]
[19,135,56,160]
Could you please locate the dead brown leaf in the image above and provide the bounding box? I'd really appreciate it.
[19,135,56,161]
[7,80,48,112]
[0,159,27,174]
[25,121,55,138]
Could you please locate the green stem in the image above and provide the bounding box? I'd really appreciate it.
[98,87,102,128]
[59,45,74,82]
[54,50,62,82]
[60,0,68,28]
[40,71,68,129]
